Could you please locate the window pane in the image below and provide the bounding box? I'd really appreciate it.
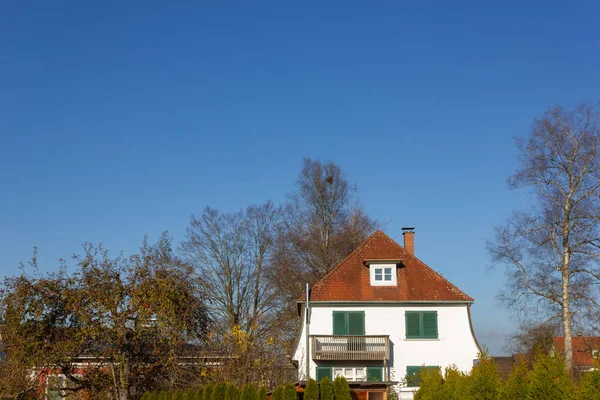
[384,268,392,274]
[375,274,382,281]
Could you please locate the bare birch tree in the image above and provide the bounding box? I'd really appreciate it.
[488,103,600,371]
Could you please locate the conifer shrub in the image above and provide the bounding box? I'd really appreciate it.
[304,378,319,400]
[579,369,600,400]
[241,384,257,400]
[284,383,297,400]
[526,351,573,400]
[440,366,466,400]
[413,367,444,400]
[225,384,240,400]
[194,388,204,400]
[211,383,228,400]
[203,385,214,400]
[183,388,196,400]
[333,376,352,400]
[272,385,284,400]
[467,357,502,400]
[256,386,268,400]
[502,357,529,400]
[319,376,333,400]
[174,390,185,400]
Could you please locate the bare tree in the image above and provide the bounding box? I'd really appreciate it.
[180,201,283,338]
[488,103,600,371]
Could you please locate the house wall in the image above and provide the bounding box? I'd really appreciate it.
[292,302,479,386]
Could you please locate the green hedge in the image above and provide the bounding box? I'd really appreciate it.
[414,351,600,400]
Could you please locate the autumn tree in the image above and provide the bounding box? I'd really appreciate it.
[0,233,209,400]
[488,103,600,371]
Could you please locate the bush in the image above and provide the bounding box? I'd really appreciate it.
[174,390,185,400]
[333,376,352,400]
[256,386,268,400]
[284,383,297,400]
[527,352,573,400]
[211,383,228,400]
[272,385,284,400]
[320,376,334,400]
[203,385,214,400]
[414,367,444,400]
[194,388,204,400]
[579,369,600,400]
[467,357,502,400]
[304,378,319,400]
[440,366,466,400]
[502,357,529,400]
[225,384,240,400]
[240,384,257,400]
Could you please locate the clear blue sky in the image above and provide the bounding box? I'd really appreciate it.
[1,1,599,355]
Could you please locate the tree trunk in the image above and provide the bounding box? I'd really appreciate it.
[119,357,130,400]
[562,253,573,372]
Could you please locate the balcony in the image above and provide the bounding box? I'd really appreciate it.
[311,335,390,361]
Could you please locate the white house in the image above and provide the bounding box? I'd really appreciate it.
[292,229,480,399]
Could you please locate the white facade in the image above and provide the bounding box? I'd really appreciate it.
[292,301,480,398]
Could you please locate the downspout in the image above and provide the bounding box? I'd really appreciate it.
[305,282,310,380]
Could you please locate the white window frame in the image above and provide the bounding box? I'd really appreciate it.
[333,366,367,381]
[370,263,397,286]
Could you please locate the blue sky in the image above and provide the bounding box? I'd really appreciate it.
[1,1,599,355]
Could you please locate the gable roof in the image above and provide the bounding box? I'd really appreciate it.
[307,230,473,302]
[553,336,600,368]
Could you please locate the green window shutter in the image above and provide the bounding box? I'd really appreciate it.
[422,311,438,338]
[405,312,421,338]
[333,312,347,335]
[348,312,365,335]
[406,366,421,387]
[366,367,383,382]
[316,366,332,381]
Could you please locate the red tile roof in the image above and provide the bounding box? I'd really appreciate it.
[306,230,473,302]
[553,336,600,367]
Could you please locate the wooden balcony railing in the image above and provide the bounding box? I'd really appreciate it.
[311,335,390,361]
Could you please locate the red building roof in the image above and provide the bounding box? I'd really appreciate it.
[307,230,473,302]
[553,336,600,368]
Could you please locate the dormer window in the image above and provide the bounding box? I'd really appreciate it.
[364,260,399,286]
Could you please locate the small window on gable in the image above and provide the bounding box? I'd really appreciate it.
[593,349,599,359]
[368,262,397,286]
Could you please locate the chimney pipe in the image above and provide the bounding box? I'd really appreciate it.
[402,227,415,255]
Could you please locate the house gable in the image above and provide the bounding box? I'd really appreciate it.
[307,230,473,303]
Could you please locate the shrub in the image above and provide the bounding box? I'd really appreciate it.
[527,351,573,400]
[272,385,284,400]
[241,384,257,400]
[225,384,240,400]
[174,390,185,400]
[194,388,204,400]
[304,378,319,400]
[502,357,529,400]
[579,369,600,400]
[203,385,213,400]
[284,383,297,400]
[440,366,466,400]
[414,367,444,400]
[320,376,334,400]
[256,386,268,400]
[467,357,502,400]
[333,376,352,400]
[212,383,228,400]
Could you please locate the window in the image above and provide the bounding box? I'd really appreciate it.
[318,366,381,382]
[593,349,599,359]
[405,311,438,339]
[333,311,365,335]
[405,366,440,387]
[369,263,397,286]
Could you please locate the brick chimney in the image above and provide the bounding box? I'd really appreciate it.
[402,227,415,255]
